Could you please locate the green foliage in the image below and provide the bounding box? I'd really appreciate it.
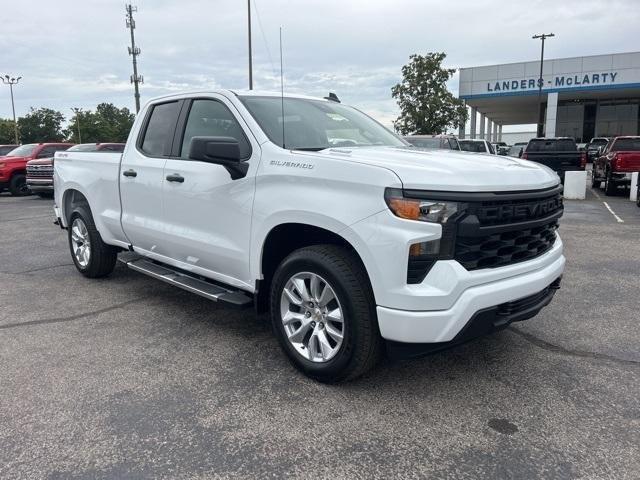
[392,53,468,135]
[17,107,66,143]
[65,103,135,143]
[0,118,18,144]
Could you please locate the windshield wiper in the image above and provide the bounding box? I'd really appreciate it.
[292,147,328,152]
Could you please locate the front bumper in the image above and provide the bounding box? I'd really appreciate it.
[377,248,565,344]
[386,277,561,359]
[26,178,54,192]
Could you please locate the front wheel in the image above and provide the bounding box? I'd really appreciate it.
[9,174,30,196]
[270,245,382,383]
[68,205,118,278]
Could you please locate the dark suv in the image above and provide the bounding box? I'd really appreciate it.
[404,135,460,150]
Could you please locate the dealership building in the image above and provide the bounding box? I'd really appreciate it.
[458,51,640,143]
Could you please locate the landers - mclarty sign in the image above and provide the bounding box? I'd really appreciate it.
[487,72,619,93]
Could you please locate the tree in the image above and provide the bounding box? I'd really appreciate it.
[392,53,468,135]
[0,118,17,144]
[65,103,135,143]
[18,107,65,143]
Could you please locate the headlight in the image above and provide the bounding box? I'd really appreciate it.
[384,188,460,224]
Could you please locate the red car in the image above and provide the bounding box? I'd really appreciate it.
[0,143,74,196]
[592,136,640,195]
[26,143,124,197]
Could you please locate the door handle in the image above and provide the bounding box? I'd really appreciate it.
[166,173,184,183]
[123,169,137,178]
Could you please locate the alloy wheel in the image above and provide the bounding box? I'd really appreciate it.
[70,218,91,268]
[280,272,344,363]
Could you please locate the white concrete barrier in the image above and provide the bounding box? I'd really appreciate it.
[630,172,638,202]
[564,170,587,200]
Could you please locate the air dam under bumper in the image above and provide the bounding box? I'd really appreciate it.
[377,250,565,347]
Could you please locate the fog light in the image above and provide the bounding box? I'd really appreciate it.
[409,239,441,257]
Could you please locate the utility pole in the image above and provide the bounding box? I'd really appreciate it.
[1,75,21,144]
[533,33,554,137]
[71,108,82,143]
[247,0,253,89]
[126,4,143,113]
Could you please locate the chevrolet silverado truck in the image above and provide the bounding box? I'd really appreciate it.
[1,143,73,196]
[54,90,565,382]
[27,143,125,197]
[521,137,586,182]
[592,136,640,195]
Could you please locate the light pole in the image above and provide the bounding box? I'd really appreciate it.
[532,33,554,137]
[1,75,21,144]
[247,0,253,89]
[71,108,82,143]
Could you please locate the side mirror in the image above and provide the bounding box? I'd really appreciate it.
[189,136,248,180]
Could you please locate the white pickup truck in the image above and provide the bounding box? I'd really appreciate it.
[54,90,565,382]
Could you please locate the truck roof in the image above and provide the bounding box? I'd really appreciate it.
[144,89,332,105]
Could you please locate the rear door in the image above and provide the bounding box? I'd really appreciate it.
[160,96,259,288]
[120,100,182,254]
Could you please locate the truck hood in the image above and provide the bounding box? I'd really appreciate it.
[27,157,53,166]
[318,146,559,192]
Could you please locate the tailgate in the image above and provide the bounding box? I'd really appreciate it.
[616,152,640,172]
[526,152,582,171]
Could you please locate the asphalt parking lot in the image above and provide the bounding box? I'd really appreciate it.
[1,183,639,479]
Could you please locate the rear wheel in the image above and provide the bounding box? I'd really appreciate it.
[68,205,118,278]
[9,174,30,196]
[270,245,382,383]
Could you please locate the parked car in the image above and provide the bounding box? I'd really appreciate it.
[492,142,509,155]
[507,144,526,158]
[586,137,610,163]
[0,143,73,196]
[521,137,585,181]
[27,143,125,197]
[404,135,460,150]
[0,144,19,156]
[459,139,496,154]
[54,90,564,382]
[592,136,640,195]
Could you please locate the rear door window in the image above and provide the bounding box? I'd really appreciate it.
[610,138,640,151]
[140,101,181,157]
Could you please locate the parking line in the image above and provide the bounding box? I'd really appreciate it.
[602,201,624,223]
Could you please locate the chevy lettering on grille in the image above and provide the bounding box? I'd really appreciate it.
[479,196,563,223]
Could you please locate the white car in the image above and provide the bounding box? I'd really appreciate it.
[53,90,565,382]
[459,139,496,155]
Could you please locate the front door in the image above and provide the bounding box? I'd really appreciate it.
[161,96,259,289]
[120,100,181,254]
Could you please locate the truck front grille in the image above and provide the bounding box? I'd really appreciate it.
[26,166,53,177]
[453,187,563,271]
[455,220,558,270]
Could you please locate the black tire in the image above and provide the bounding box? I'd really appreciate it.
[9,174,30,196]
[270,245,382,383]
[636,184,640,208]
[68,204,118,278]
[591,169,600,189]
[604,171,617,196]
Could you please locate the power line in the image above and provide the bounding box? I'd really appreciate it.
[252,0,278,79]
[126,4,143,113]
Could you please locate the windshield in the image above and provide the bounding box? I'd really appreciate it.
[239,96,406,150]
[459,140,487,153]
[67,144,100,152]
[589,139,609,148]
[611,138,640,152]
[6,144,37,157]
[405,137,441,149]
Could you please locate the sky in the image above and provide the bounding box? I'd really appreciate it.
[0,0,638,130]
